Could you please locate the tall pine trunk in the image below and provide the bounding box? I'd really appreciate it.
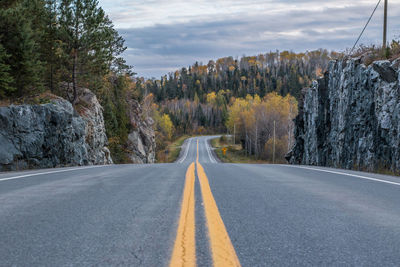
[72,50,78,104]
[49,64,54,92]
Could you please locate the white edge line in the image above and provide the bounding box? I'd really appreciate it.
[0,165,108,182]
[284,165,400,186]
[210,139,217,163]
[181,138,191,163]
[204,139,211,163]
[178,138,191,163]
[205,139,217,163]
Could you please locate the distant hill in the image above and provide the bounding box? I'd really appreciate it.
[137,49,341,102]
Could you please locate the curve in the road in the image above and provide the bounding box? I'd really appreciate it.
[178,138,193,164]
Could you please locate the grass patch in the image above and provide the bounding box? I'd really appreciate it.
[211,136,269,164]
[157,135,191,163]
[349,41,400,65]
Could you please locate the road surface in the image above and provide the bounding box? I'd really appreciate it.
[1,136,400,266]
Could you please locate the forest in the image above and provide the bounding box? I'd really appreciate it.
[143,50,339,101]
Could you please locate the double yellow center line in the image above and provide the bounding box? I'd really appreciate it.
[170,140,241,267]
[170,162,196,267]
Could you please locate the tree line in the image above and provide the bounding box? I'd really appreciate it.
[0,0,130,101]
[141,49,338,101]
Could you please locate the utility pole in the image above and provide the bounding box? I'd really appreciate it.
[255,124,258,156]
[383,0,388,49]
[233,124,236,145]
[273,120,276,164]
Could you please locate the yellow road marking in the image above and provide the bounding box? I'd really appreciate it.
[170,162,196,267]
[196,161,241,267]
[171,139,240,266]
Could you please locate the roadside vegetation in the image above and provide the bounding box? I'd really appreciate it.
[350,41,400,65]
[225,92,297,162]
[211,136,268,164]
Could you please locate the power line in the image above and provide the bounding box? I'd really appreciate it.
[349,0,382,55]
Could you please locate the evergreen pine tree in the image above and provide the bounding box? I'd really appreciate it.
[0,44,14,97]
[42,0,60,92]
[0,1,44,96]
[58,0,127,103]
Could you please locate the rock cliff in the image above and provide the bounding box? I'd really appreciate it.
[0,89,112,171]
[126,98,156,164]
[287,57,400,173]
[76,88,113,165]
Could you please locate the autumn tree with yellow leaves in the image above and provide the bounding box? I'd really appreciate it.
[226,92,298,162]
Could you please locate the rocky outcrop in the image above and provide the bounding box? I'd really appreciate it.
[76,88,113,165]
[126,98,156,164]
[287,57,400,173]
[0,89,112,171]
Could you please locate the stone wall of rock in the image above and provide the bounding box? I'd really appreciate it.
[0,89,112,171]
[287,57,400,173]
[126,98,156,164]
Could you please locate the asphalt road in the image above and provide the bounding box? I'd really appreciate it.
[1,136,400,266]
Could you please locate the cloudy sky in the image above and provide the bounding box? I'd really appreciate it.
[98,0,400,78]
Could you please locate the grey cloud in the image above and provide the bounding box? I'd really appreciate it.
[111,0,400,77]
